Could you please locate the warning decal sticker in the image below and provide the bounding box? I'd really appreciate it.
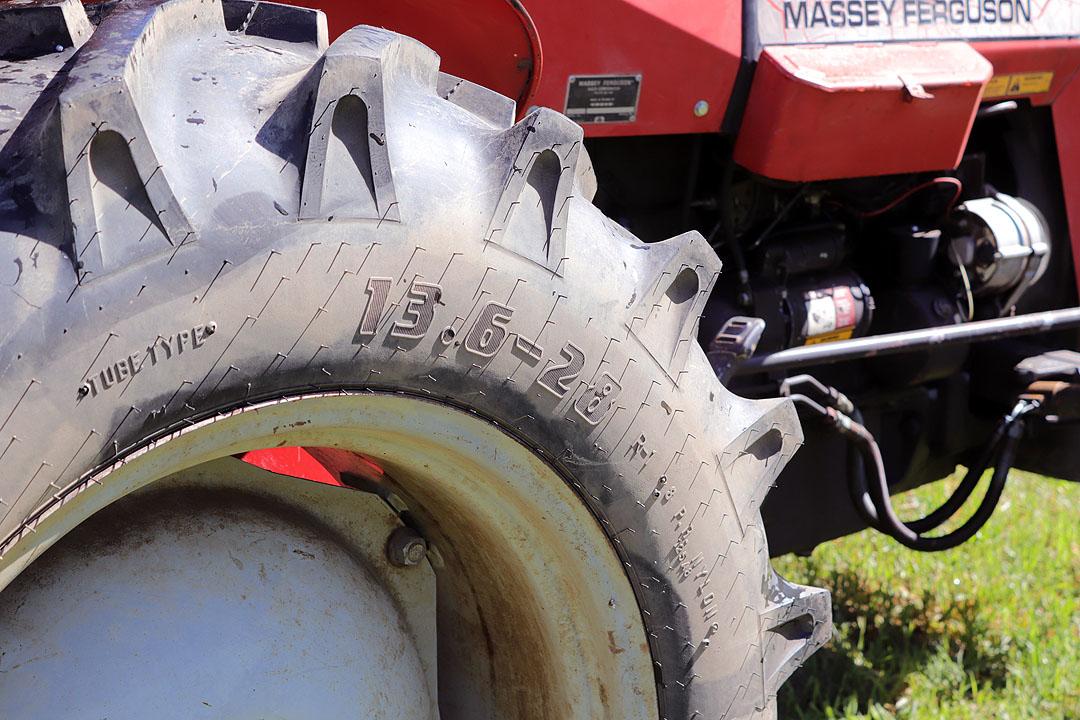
[565,75,641,124]
[984,72,1054,98]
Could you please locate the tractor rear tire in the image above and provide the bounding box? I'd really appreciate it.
[0,1,829,718]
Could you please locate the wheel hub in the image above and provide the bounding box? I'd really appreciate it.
[0,458,439,718]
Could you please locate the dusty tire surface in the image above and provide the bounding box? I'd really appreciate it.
[0,1,829,718]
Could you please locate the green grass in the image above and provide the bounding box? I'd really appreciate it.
[774,470,1080,720]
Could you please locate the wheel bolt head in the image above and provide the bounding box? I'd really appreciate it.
[387,527,427,567]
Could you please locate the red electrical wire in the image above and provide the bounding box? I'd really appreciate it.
[858,177,964,218]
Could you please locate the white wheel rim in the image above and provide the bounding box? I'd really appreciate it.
[0,392,656,720]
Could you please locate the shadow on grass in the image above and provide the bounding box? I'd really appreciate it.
[777,567,1011,718]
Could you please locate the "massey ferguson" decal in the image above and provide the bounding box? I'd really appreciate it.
[760,0,1080,44]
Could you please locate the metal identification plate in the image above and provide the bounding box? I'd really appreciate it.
[757,0,1080,44]
[565,75,641,123]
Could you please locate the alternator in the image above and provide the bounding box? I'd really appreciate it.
[948,193,1051,314]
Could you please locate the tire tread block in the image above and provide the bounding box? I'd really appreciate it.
[299,26,437,222]
[59,0,211,277]
[629,231,722,380]
[437,72,515,129]
[484,107,582,274]
[0,0,93,62]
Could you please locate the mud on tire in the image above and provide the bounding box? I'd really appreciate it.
[0,1,830,717]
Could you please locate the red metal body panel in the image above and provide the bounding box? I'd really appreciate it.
[1053,77,1080,294]
[978,39,1080,290]
[520,0,742,136]
[238,447,390,492]
[733,43,991,182]
[974,40,1080,105]
[238,447,344,486]
[732,38,1080,182]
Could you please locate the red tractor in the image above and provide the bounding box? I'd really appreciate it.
[0,0,1076,717]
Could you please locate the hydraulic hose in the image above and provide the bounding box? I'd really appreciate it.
[902,422,1007,534]
[850,417,1025,552]
[787,387,1037,552]
[846,410,1005,536]
[842,408,887,532]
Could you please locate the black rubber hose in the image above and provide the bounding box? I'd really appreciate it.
[844,408,887,532]
[847,414,1006,535]
[905,422,1007,533]
[904,423,1021,551]
[792,389,1026,551]
[853,418,1024,552]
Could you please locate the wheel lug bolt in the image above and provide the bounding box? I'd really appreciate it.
[386,527,427,567]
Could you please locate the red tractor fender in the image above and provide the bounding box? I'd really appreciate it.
[290,0,543,109]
